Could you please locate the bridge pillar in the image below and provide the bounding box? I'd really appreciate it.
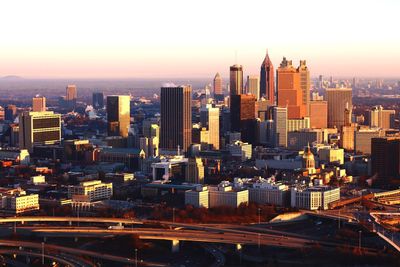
[236,243,242,251]
[43,236,47,242]
[21,221,24,225]
[118,222,122,226]
[69,221,72,226]
[171,239,180,253]
[74,237,79,242]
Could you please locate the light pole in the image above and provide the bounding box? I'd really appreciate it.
[258,233,261,250]
[172,208,176,223]
[358,230,362,251]
[41,242,44,265]
[258,208,261,225]
[338,209,341,229]
[135,248,138,267]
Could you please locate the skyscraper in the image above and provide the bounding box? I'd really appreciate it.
[66,85,77,101]
[107,95,131,138]
[92,92,104,109]
[200,104,220,150]
[32,97,46,112]
[160,85,192,153]
[213,73,223,99]
[246,75,260,99]
[309,100,328,128]
[19,111,61,152]
[272,107,288,147]
[276,57,307,119]
[4,105,17,121]
[298,60,310,116]
[229,64,243,96]
[260,50,274,104]
[326,88,352,129]
[230,94,256,143]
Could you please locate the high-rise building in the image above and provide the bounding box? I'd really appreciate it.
[354,128,383,154]
[371,136,400,179]
[160,85,192,153]
[326,88,352,129]
[298,60,310,116]
[246,75,260,99]
[309,100,328,128]
[276,57,306,119]
[66,85,77,101]
[260,50,275,104]
[272,107,288,147]
[107,95,131,138]
[92,92,104,109]
[19,111,61,152]
[230,94,256,143]
[185,157,205,184]
[32,97,46,112]
[4,105,17,121]
[230,64,243,96]
[213,73,223,99]
[369,105,395,129]
[200,104,220,149]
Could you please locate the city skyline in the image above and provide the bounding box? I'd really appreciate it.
[1,0,399,79]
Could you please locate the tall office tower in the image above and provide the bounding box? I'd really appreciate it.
[92,92,104,109]
[230,94,256,143]
[107,95,131,138]
[260,50,275,104]
[318,75,323,89]
[4,105,17,121]
[352,77,357,89]
[32,97,46,112]
[371,136,400,179]
[200,104,220,149]
[229,64,243,95]
[160,85,192,153]
[213,72,223,99]
[185,157,205,184]
[19,111,61,152]
[369,105,395,129]
[298,60,310,116]
[272,106,288,147]
[66,85,77,101]
[309,100,328,128]
[276,57,306,119]
[326,88,352,129]
[246,75,260,99]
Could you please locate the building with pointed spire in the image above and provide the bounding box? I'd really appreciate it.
[260,50,275,104]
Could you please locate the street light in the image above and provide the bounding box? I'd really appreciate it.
[258,208,261,225]
[258,233,261,250]
[172,208,176,223]
[135,248,138,267]
[358,230,362,251]
[41,242,44,265]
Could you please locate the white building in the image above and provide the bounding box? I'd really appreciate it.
[209,181,248,208]
[248,178,290,206]
[318,147,344,164]
[290,186,340,210]
[0,188,39,214]
[30,175,46,185]
[227,141,252,161]
[68,180,113,202]
[185,185,209,208]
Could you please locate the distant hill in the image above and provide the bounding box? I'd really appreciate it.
[1,75,23,80]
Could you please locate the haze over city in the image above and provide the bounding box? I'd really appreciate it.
[1,0,399,79]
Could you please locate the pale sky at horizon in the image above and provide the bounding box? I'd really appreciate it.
[0,0,399,79]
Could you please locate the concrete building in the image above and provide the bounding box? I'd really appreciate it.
[151,156,188,180]
[272,106,288,147]
[230,64,243,95]
[209,181,248,208]
[246,75,260,99]
[19,111,61,152]
[276,58,307,119]
[227,141,252,161]
[0,188,39,214]
[248,179,289,206]
[371,136,400,179]
[318,147,344,165]
[107,95,131,138]
[200,104,220,149]
[185,185,209,208]
[298,60,310,116]
[309,100,327,128]
[354,128,383,154]
[32,97,46,112]
[287,117,310,132]
[68,180,113,202]
[0,148,30,165]
[160,85,192,153]
[287,129,323,151]
[185,157,205,184]
[291,186,340,210]
[326,88,352,129]
[213,72,223,99]
[230,94,256,144]
[92,92,104,109]
[369,105,395,129]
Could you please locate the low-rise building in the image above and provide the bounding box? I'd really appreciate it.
[68,180,113,202]
[290,186,340,210]
[247,179,290,206]
[185,185,209,208]
[209,181,248,208]
[0,188,39,214]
